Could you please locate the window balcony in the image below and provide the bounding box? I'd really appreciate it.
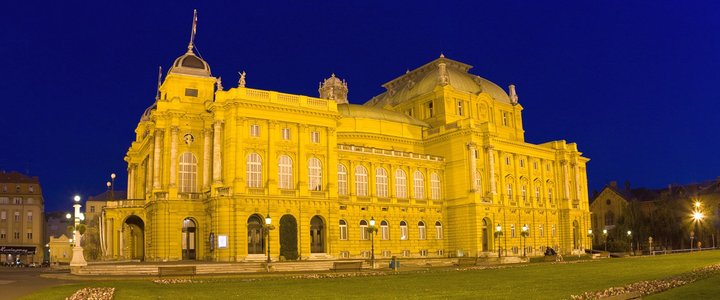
[178,192,204,200]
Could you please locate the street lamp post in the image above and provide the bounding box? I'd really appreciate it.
[69,195,87,268]
[602,229,608,252]
[521,224,529,257]
[368,217,378,269]
[587,229,594,251]
[627,230,632,255]
[495,224,503,258]
[265,213,272,264]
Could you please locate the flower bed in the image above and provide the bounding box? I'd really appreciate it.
[570,264,720,299]
[66,287,115,300]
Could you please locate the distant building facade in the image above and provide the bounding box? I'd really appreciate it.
[0,171,45,264]
[590,179,720,251]
[99,19,591,262]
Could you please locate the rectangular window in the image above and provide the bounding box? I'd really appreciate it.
[1,185,6,192]
[14,211,20,222]
[539,225,544,238]
[457,101,464,116]
[0,230,5,239]
[27,211,32,222]
[90,206,95,213]
[339,223,348,240]
[14,231,20,240]
[26,232,32,240]
[533,161,538,170]
[552,225,556,237]
[310,131,320,143]
[14,197,22,204]
[0,211,5,220]
[505,157,510,165]
[0,197,7,204]
[426,101,434,118]
[520,159,525,167]
[250,124,260,137]
[406,108,414,117]
[502,112,510,126]
[185,88,198,97]
[511,225,516,238]
[29,185,34,193]
[26,198,33,204]
[420,249,428,257]
[281,128,291,140]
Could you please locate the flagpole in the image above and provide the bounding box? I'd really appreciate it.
[188,9,197,52]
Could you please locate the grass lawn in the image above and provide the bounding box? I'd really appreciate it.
[23,251,720,300]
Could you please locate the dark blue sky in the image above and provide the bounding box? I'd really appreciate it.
[2,1,719,212]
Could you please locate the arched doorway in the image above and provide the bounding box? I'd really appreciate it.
[573,220,579,250]
[482,218,490,252]
[279,215,298,260]
[123,215,145,261]
[182,218,197,260]
[247,215,264,255]
[310,216,325,253]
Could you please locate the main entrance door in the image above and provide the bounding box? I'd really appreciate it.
[310,216,325,253]
[182,218,196,260]
[123,215,145,261]
[482,218,489,252]
[247,215,264,254]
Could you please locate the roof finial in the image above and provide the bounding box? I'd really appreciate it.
[155,66,162,100]
[440,53,445,58]
[188,9,198,52]
[509,84,519,105]
[216,76,223,91]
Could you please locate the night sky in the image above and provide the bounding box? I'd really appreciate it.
[2,1,719,212]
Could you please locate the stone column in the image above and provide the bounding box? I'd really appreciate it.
[213,121,224,184]
[573,162,581,201]
[486,145,496,195]
[169,127,178,187]
[127,164,136,199]
[153,129,163,189]
[203,128,211,189]
[561,160,570,199]
[467,142,478,192]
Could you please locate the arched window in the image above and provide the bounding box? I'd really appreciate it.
[380,220,389,240]
[413,171,425,199]
[435,221,443,239]
[511,224,516,238]
[507,183,514,199]
[376,168,388,198]
[360,220,369,240]
[534,186,541,199]
[418,221,426,240]
[605,211,615,226]
[475,171,482,193]
[396,169,408,199]
[400,221,408,240]
[308,158,322,191]
[521,185,527,201]
[355,166,368,197]
[179,152,197,193]
[278,155,293,189]
[339,220,348,240]
[337,164,348,196]
[430,172,441,200]
[246,153,262,188]
[539,224,544,237]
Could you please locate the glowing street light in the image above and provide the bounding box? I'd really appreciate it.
[495,224,503,258]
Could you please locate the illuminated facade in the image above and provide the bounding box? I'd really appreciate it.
[0,171,44,264]
[100,21,590,262]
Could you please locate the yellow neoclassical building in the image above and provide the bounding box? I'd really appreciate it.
[100,23,590,262]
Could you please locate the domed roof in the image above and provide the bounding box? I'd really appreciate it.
[337,103,429,127]
[366,56,511,107]
[169,49,212,77]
